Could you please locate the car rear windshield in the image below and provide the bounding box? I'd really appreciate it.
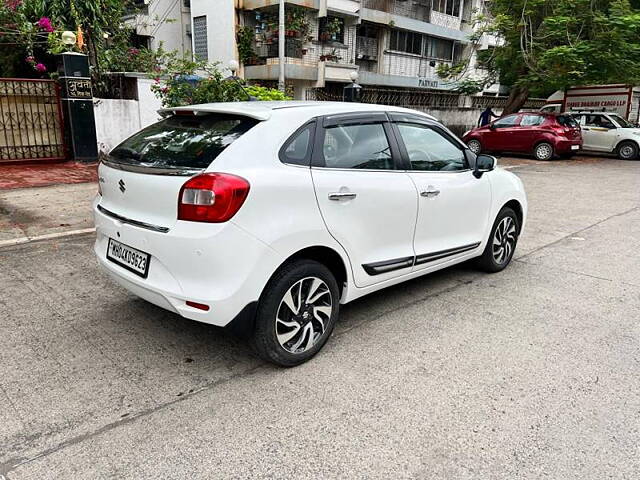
[556,115,579,127]
[109,113,259,170]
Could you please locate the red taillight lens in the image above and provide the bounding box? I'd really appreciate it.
[178,173,250,223]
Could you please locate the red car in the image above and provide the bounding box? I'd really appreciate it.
[463,112,582,161]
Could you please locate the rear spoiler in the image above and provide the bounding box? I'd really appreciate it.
[159,105,272,121]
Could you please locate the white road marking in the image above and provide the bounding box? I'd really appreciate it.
[0,228,96,248]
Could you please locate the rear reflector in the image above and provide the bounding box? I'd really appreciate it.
[178,173,250,223]
[186,301,210,311]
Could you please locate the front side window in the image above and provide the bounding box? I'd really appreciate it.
[520,114,545,127]
[609,114,633,128]
[493,115,519,128]
[396,123,467,172]
[584,115,615,129]
[321,123,394,170]
[110,114,258,170]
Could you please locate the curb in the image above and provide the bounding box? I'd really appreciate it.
[0,228,96,249]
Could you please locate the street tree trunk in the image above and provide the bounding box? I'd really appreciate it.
[502,85,530,115]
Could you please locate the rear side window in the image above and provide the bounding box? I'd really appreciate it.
[320,123,393,170]
[110,113,258,170]
[557,115,579,127]
[280,123,314,166]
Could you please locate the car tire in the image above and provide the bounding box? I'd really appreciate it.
[617,141,638,160]
[251,259,340,367]
[476,207,520,273]
[467,139,482,154]
[534,142,554,161]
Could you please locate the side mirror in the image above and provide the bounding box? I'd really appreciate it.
[488,123,496,130]
[473,154,497,179]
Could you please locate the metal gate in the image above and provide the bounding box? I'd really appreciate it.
[0,78,66,163]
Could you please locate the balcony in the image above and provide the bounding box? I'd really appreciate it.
[381,51,452,79]
[255,39,304,60]
[361,0,431,22]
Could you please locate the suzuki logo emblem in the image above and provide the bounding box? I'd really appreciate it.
[118,179,126,193]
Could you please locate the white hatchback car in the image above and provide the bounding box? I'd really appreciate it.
[571,112,640,159]
[94,101,527,366]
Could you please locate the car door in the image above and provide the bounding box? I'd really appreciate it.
[582,114,618,151]
[389,115,492,271]
[483,114,522,152]
[516,114,547,152]
[311,112,418,288]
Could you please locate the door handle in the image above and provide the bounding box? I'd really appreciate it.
[329,192,357,201]
[420,187,440,198]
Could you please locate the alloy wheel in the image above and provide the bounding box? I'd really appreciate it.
[535,143,553,160]
[492,216,517,265]
[468,140,481,154]
[275,277,332,354]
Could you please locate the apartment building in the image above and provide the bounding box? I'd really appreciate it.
[125,0,193,55]
[189,0,498,99]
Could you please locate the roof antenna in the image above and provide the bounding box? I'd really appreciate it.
[226,60,257,101]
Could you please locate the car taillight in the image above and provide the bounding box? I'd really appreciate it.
[178,173,250,223]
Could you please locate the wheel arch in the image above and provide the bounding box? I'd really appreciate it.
[225,245,350,339]
[282,246,349,298]
[533,138,554,149]
[501,199,524,233]
[615,138,639,155]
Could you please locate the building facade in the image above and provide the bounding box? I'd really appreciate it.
[125,0,193,56]
[189,0,499,99]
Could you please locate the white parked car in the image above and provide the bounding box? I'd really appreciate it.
[571,112,640,159]
[94,102,527,366]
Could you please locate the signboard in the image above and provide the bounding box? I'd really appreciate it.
[418,78,440,89]
[564,85,632,118]
[63,78,92,100]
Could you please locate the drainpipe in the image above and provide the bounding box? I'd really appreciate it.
[278,0,285,92]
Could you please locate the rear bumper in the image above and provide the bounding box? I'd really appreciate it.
[555,138,582,153]
[93,199,281,327]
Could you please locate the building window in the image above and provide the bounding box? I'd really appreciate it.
[319,16,345,43]
[433,0,462,17]
[389,29,422,55]
[425,36,454,60]
[193,15,208,61]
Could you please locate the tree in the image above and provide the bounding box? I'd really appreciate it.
[151,60,291,107]
[0,0,163,77]
[439,0,640,114]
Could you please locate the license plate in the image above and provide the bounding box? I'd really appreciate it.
[106,238,150,278]
[571,145,580,150]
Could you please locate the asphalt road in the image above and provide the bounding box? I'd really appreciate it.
[1,156,639,479]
